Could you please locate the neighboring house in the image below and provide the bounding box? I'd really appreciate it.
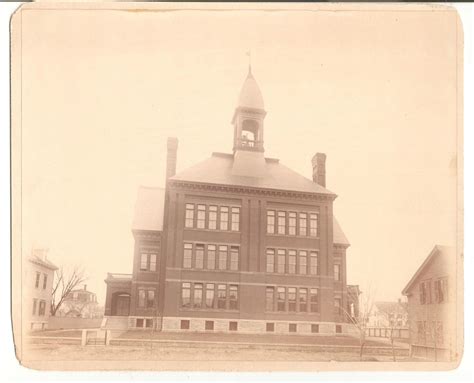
[23,248,58,331]
[402,245,457,361]
[347,285,361,320]
[57,284,102,319]
[368,300,408,328]
[105,67,358,335]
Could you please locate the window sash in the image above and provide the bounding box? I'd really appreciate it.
[138,289,146,308]
[149,254,156,271]
[35,272,41,288]
[309,213,318,236]
[288,212,297,235]
[267,211,275,234]
[42,274,48,289]
[277,211,286,234]
[205,284,215,308]
[218,246,228,270]
[195,245,204,269]
[299,252,307,274]
[230,247,239,271]
[219,207,229,230]
[193,284,203,308]
[299,288,308,312]
[207,245,216,270]
[265,287,274,311]
[217,285,227,309]
[334,264,341,281]
[309,252,318,275]
[182,283,191,307]
[288,252,296,274]
[231,207,240,231]
[183,244,193,268]
[277,251,286,274]
[266,249,275,273]
[208,206,218,230]
[196,205,206,229]
[299,213,307,236]
[185,204,195,228]
[147,290,155,308]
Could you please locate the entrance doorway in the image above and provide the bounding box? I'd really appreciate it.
[112,293,130,316]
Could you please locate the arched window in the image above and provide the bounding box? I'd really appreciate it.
[241,119,259,147]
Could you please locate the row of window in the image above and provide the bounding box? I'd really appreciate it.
[32,299,47,316]
[139,253,157,272]
[183,243,239,271]
[267,210,319,237]
[265,286,319,313]
[266,248,318,275]
[181,282,239,310]
[137,288,156,309]
[34,272,48,290]
[185,203,240,231]
[416,320,444,345]
[419,278,448,305]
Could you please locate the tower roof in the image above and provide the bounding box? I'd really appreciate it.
[237,68,265,110]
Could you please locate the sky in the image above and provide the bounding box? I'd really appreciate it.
[18,5,460,305]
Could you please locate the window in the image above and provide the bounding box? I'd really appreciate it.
[229,321,238,331]
[277,211,286,234]
[145,319,153,328]
[140,253,148,271]
[42,274,48,290]
[311,324,319,333]
[182,283,191,308]
[35,272,41,288]
[267,210,275,234]
[218,245,228,270]
[217,284,227,309]
[207,245,216,270]
[310,288,319,312]
[434,278,447,303]
[299,251,307,274]
[334,297,342,315]
[181,320,190,330]
[147,290,155,309]
[277,249,286,274]
[183,243,192,268]
[426,280,432,304]
[309,252,318,275]
[196,204,206,229]
[208,205,218,230]
[288,212,297,235]
[230,247,239,271]
[309,213,318,237]
[288,250,296,274]
[277,287,286,312]
[299,213,307,236]
[266,287,274,311]
[288,287,297,312]
[219,206,229,230]
[229,285,239,310]
[289,323,297,333]
[266,249,275,273]
[334,264,341,281]
[185,203,195,228]
[231,207,240,231]
[205,321,214,330]
[205,284,215,308]
[266,323,275,332]
[193,283,203,308]
[136,318,144,328]
[195,244,204,269]
[299,288,307,312]
[138,289,146,308]
[32,299,37,315]
[419,281,431,304]
[149,254,157,271]
[335,324,342,334]
[38,300,46,316]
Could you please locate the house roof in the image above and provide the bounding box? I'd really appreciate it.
[170,152,336,196]
[333,217,350,246]
[373,301,408,315]
[28,254,58,271]
[401,245,455,296]
[132,186,165,232]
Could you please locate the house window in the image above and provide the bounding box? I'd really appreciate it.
[145,319,153,328]
[266,287,274,311]
[32,299,38,315]
[35,272,41,288]
[267,210,275,234]
[334,264,341,281]
[434,278,447,303]
[288,287,297,312]
[42,274,48,290]
[208,205,218,230]
[289,323,297,333]
[309,213,318,237]
[229,321,238,331]
[277,211,286,234]
[299,251,307,274]
[266,249,275,273]
[266,323,275,332]
[310,288,319,312]
[205,321,214,330]
[277,249,286,274]
[196,204,206,229]
[207,245,216,270]
[185,203,195,228]
[299,213,307,236]
[229,285,238,310]
[217,284,227,309]
[311,324,319,333]
[147,290,155,309]
[309,252,318,275]
[335,324,342,334]
[219,206,229,230]
[183,243,192,268]
[218,245,228,270]
[195,244,204,269]
[299,288,307,312]
[277,287,286,312]
[149,254,157,271]
[193,283,203,308]
[38,300,46,316]
[288,212,297,235]
[136,318,144,328]
[426,281,432,304]
[140,253,148,271]
[181,320,190,330]
[288,250,296,274]
[205,283,215,308]
[138,289,146,308]
[181,282,191,308]
[334,297,342,315]
[231,207,240,231]
[230,246,239,271]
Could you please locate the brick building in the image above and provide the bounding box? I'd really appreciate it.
[104,68,356,335]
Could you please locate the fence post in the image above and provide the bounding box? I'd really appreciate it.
[81,330,87,346]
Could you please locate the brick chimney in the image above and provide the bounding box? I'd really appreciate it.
[166,137,178,180]
[311,153,326,187]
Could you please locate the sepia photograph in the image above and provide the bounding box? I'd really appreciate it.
[9,1,464,372]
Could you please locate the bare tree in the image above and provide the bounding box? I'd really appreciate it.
[50,265,87,316]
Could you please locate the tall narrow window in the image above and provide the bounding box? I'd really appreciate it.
[230,246,239,271]
[138,289,146,308]
[310,288,319,312]
[309,252,318,275]
[265,287,274,311]
[231,207,240,231]
[288,212,297,235]
[196,204,206,229]
[185,203,195,228]
[288,287,297,312]
[183,243,193,268]
[277,211,286,234]
[334,297,342,315]
[419,282,426,304]
[299,213,307,236]
[147,290,155,308]
[149,253,157,271]
[309,213,318,237]
[217,284,227,309]
[277,287,286,312]
[38,301,46,316]
[426,280,432,304]
[140,253,148,271]
[267,210,275,234]
[35,272,41,288]
[193,283,203,308]
[220,206,229,230]
[205,283,215,308]
[32,299,38,315]
[266,249,275,273]
[195,244,204,269]
[299,288,308,312]
[277,249,286,274]
[218,245,228,270]
[42,274,48,290]
[208,205,218,230]
[229,285,238,310]
[288,250,296,274]
[334,264,341,281]
[182,283,191,308]
[207,245,216,270]
[299,251,307,274]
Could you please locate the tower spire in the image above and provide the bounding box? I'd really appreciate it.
[246,50,252,75]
